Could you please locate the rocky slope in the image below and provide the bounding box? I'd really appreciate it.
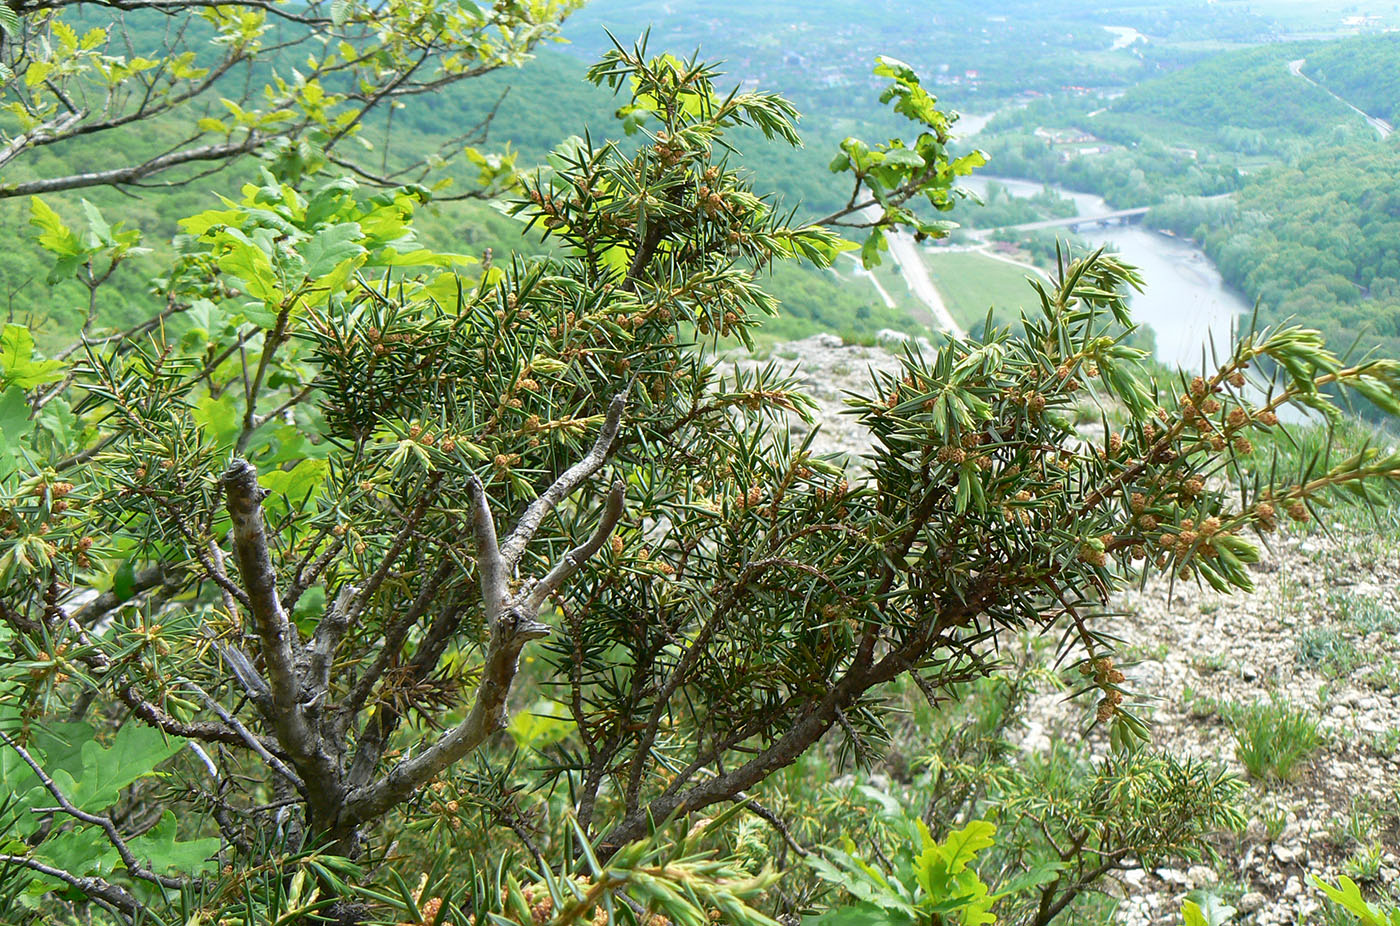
[717,334,1400,924]
[1075,524,1400,925]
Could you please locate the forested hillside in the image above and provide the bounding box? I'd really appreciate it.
[1112,44,1355,141]
[963,31,1400,374]
[1152,146,1400,361]
[1304,33,1400,124]
[976,39,1373,207]
[1125,35,1400,364]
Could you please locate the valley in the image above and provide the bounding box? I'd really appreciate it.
[426,3,1400,374]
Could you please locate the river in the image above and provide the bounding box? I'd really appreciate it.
[954,174,1252,372]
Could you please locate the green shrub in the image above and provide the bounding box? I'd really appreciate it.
[4,25,1400,926]
[1224,698,1325,781]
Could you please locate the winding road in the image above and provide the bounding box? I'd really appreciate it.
[840,254,898,309]
[1288,57,1393,139]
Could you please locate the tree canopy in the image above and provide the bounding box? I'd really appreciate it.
[0,0,578,199]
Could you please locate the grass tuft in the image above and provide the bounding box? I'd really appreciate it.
[1295,628,1365,678]
[1223,698,1325,782]
[1331,590,1400,635]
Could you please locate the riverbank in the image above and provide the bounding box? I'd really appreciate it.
[950,174,1251,370]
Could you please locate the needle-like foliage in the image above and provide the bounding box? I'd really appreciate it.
[1,42,1399,926]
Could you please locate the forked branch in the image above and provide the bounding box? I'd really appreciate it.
[524,480,626,613]
[500,392,627,566]
[342,407,628,827]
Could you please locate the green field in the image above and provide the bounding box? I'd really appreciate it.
[922,250,1042,331]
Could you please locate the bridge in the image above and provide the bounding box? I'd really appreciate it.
[975,206,1152,236]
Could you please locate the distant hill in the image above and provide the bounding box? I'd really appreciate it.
[1111,43,1359,139]
[1303,32,1400,124]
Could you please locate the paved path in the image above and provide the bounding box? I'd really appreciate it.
[968,243,1051,281]
[885,227,967,338]
[1288,57,1393,139]
[859,206,966,338]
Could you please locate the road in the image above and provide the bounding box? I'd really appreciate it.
[1288,57,1393,139]
[884,227,967,338]
[858,206,966,337]
[840,254,898,308]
